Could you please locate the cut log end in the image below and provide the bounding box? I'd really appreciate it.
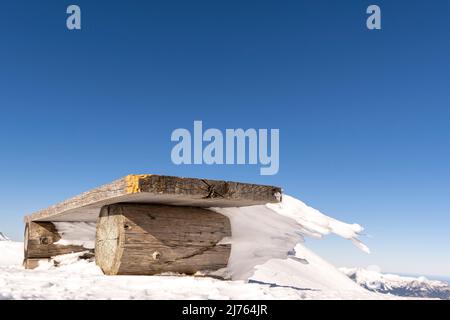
[95,203,231,276]
[95,206,124,275]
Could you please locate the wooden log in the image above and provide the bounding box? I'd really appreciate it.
[24,174,282,223]
[23,221,92,269]
[23,258,51,269]
[95,203,231,276]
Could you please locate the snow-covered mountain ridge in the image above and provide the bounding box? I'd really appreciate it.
[0,232,10,241]
[340,267,450,300]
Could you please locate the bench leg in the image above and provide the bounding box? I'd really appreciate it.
[95,203,231,275]
[23,221,92,269]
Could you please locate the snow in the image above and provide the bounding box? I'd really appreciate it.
[340,267,450,299]
[0,241,23,266]
[0,249,385,300]
[53,222,96,249]
[267,196,369,253]
[0,232,10,241]
[211,195,369,281]
[0,194,387,300]
[250,244,368,293]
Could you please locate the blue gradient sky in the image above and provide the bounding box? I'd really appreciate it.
[0,1,449,277]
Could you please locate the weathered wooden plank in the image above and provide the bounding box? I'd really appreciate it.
[95,203,231,276]
[24,174,282,223]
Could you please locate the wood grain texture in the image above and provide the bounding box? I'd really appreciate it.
[23,258,50,269]
[24,174,282,223]
[24,221,92,268]
[95,203,231,276]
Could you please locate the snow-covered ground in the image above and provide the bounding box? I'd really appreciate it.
[0,195,409,300]
[1,248,388,300]
[0,239,23,267]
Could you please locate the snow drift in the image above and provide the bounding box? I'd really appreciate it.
[211,195,369,292]
[0,240,23,267]
[53,222,96,249]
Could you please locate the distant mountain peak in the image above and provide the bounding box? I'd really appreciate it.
[0,232,10,241]
[340,267,450,300]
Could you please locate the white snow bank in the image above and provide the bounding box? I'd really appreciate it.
[0,249,383,300]
[250,244,368,293]
[211,194,369,284]
[53,222,96,249]
[0,241,23,266]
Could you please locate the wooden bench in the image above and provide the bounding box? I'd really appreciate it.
[23,174,282,275]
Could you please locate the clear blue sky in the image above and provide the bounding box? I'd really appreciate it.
[0,1,449,277]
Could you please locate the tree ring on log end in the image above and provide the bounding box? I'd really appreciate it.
[95,206,124,275]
